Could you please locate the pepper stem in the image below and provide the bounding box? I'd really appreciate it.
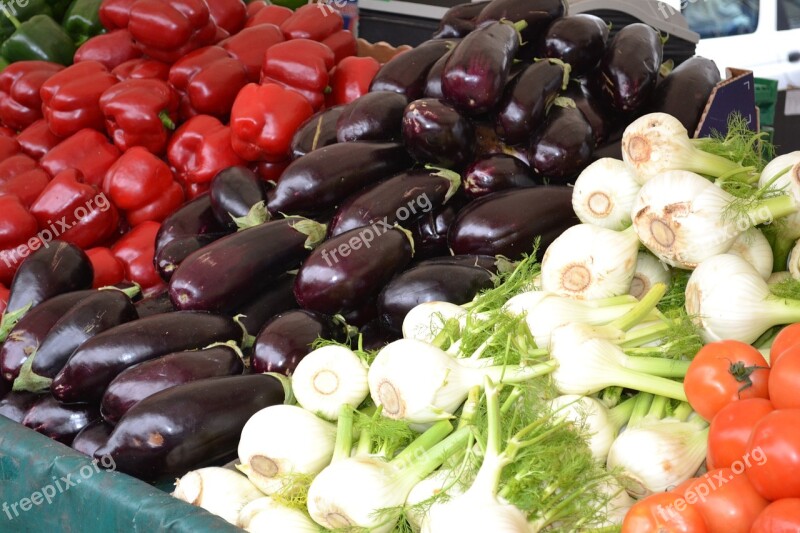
[0,6,21,29]
[159,111,175,130]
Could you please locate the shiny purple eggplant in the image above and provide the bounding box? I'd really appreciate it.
[100,343,245,424]
[449,186,578,259]
[402,98,475,168]
[169,218,325,313]
[252,309,348,375]
[209,166,267,230]
[409,203,461,259]
[369,39,457,100]
[72,420,114,457]
[291,105,344,159]
[528,103,594,183]
[268,142,412,216]
[423,50,452,99]
[433,1,490,38]
[475,0,566,48]
[22,395,99,445]
[541,14,609,76]
[94,373,287,480]
[463,154,539,199]
[649,56,720,134]
[359,319,400,351]
[232,273,298,337]
[329,168,461,237]
[294,226,414,315]
[564,79,613,147]
[336,91,408,143]
[51,311,244,404]
[134,290,175,318]
[417,254,502,272]
[0,391,42,422]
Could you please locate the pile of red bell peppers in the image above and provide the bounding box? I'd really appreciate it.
[0,0,382,310]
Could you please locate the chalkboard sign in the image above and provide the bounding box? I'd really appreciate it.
[695,68,758,138]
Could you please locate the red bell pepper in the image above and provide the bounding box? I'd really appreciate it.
[0,135,20,160]
[127,0,219,64]
[85,247,126,288]
[98,0,137,30]
[16,119,62,160]
[261,39,335,110]
[0,154,51,207]
[103,146,184,225]
[0,283,8,315]
[0,61,64,131]
[111,220,165,294]
[73,30,143,71]
[322,30,358,64]
[219,23,284,83]
[111,59,170,82]
[205,0,246,35]
[99,78,179,155]
[167,114,245,185]
[0,195,38,250]
[40,61,119,138]
[252,159,290,184]
[279,3,343,41]
[245,3,292,28]
[40,129,120,187]
[29,168,120,249]
[230,82,314,162]
[0,246,32,285]
[168,46,248,121]
[328,55,381,106]
[0,127,14,137]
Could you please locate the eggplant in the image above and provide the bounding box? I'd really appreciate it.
[541,15,609,76]
[169,218,325,313]
[441,21,523,115]
[340,298,379,328]
[134,289,175,317]
[13,289,140,392]
[369,39,457,100]
[336,91,408,143]
[476,0,566,45]
[417,254,502,272]
[0,377,8,400]
[359,319,400,351]
[423,50,452,99]
[495,59,569,145]
[22,395,99,445]
[51,311,244,404]
[0,241,93,337]
[72,420,114,457]
[378,263,495,333]
[594,23,663,113]
[528,104,594,184]
[232,273,298,337]
[0,290,94,382]
[294,226,414,315]
[252,310,348,374]
[329,168,461,237]
[649,56,720,134]
[409,203,461,259]
[0,391,42,422]
[463,154,538,199]
[433,1,490,38]
[449,186,578,260]
[291,105,344,159]
[101,343,245,424]
[94,373,287,480]
[401,98,475,169]
[564,79,614,147]
[268,142,413,217]
[209,166,267,230]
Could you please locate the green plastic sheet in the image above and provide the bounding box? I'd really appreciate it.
[0,416,242,532]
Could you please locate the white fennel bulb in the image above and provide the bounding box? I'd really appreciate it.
[629,251,671,299]
[571,158,641,229]
[759,152,800,240]
[789,239,800,279]
[548,395,617,462]
[403,301,468,343]
[769,271,793,284]
[237,497,319,533]
[405,469,464,531]
[237,404,336,495]
[172,467,263,525]
[291,345,369,420]
[540,224,639,300]
[727,228,773,280]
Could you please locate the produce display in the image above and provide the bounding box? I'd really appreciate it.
[1,0,800,531]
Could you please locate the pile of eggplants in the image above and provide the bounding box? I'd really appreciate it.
[0,0,722,485]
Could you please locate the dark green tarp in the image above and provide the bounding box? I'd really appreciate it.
[0,416,242,532]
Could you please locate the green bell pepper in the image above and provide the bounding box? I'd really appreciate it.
[46,0,73,21]
[0,14,75,64]
[0,0,53,42]
[63,0,103,45]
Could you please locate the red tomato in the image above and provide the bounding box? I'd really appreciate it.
[770,323,800,366]
[707,398,774,470]
[621,492,708,533]
[750,499,800,533]
[745,409,800,501]
[768,348,800,409]
[679,468,768,533]
[684,340,770,421]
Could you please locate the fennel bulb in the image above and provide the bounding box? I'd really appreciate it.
[402,301,467,343]
[621,112,746,184]
[629,251,671,299]
[237,497,319,533]
[291,345,369,420]
[631,170,795,268]
[571,158,641,230]
[728,227,773,280]
[540,224,639,300]
[685,253,800,343]
[759,152,800,240]
[172,467,263,525]
[237,404,336,494]
[548,395,627,462]
[406,469,464,532]
[368,339,555,424]
[607,417,708,498]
